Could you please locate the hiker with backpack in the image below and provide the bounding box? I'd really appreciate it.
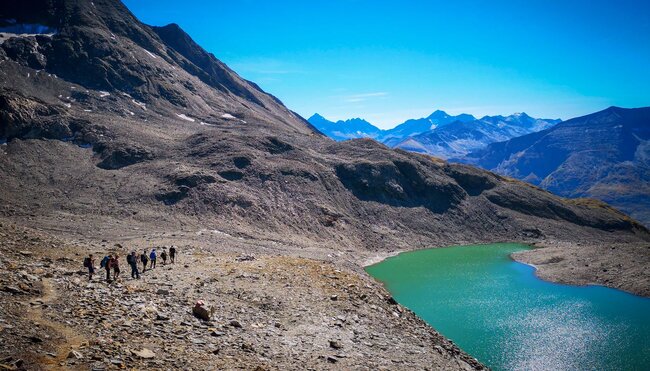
[140,249,149,272]
[169,246,176,264]
[150,248,157,269]
[101,254,112,282]
[111,255,121,281]
[127,251,140,279]
[84,254,95,281]
[161,248,168,265]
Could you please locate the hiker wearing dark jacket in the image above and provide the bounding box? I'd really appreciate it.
[150,248,157,269]
[161,249,168,265]
[84,254,95,281]
[128,251,140,279]
[112,255,121,281]
[103,254,113,282]
[140,250,149,272]
[169,246,176,264]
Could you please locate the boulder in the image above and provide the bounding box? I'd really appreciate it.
[192,301,211,321]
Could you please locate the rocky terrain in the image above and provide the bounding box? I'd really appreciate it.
[0,0,649,369]
[0,222,485,370]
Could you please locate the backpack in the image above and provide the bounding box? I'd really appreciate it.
[141,254,148,263]
[83,257,91,268]
[100,256,109,268]
[126,255,133,265]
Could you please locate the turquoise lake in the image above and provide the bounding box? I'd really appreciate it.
[365,243,650,370]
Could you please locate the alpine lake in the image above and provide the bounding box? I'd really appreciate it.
[365,243,650,370]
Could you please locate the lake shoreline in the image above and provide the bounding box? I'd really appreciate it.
[365,243,650,370]
[360,240,650,298]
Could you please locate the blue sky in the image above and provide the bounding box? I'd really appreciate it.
[123,0,650,129]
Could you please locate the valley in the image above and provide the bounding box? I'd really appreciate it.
[0,0,649,370]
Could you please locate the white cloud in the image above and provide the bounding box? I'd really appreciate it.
[342,92,389,103]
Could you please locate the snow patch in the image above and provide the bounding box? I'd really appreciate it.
[64,103,71,108]
[177,113,195,122]
[131,99,146,110]
[98,91,110,98]
[143,48,158,59]
[212,229,232,237]
[221,113,236,120]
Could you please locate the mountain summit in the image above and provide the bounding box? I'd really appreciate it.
[0,0,318,138]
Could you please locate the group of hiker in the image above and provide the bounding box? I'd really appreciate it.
[83,246,178,282]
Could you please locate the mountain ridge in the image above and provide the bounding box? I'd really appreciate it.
[309,111,560,158]
[463,106,650,226]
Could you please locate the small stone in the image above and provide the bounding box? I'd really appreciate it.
[329,340,342,349]
[2,286,22,294]
[134,348,155,359]
[330,295,338,301]
[67,350,83,359]
[27,336,43,343]
[156,289,169,296]
[156,313,170,321]
[210,331,225,337]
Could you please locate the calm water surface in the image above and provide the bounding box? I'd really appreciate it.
[365,243,650,370]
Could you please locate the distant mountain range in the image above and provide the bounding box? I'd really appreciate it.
[309,111,560,159]
[395,113,559,159]
[463,106,650,226]
[381,110,477,147]
[307,114,382,141]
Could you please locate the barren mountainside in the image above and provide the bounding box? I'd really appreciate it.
[0,0,649,369]
[1,0,645,250]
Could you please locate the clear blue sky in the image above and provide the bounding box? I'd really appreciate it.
[123,0,650,129]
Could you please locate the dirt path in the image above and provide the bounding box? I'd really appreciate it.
[26,278,88,369]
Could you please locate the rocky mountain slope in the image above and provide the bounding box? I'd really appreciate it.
[395,113,559,159]
[0,0,649,369]
[463,106,650,226]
